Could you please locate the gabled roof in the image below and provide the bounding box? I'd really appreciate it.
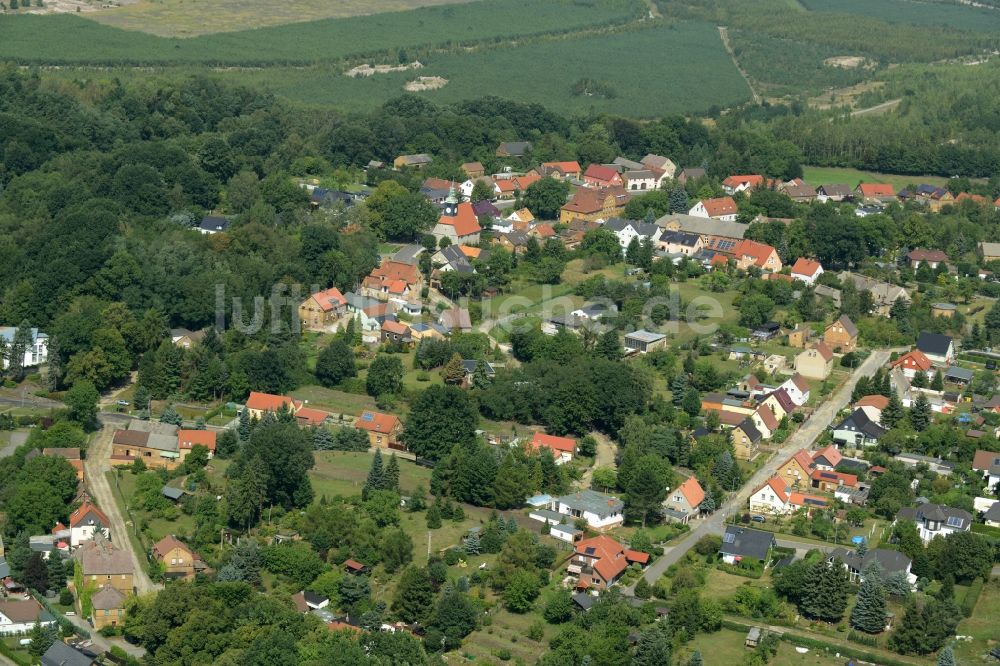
[811,341,834,362]
[829,547,912,576]
[766,388,796,415]
[754,405,779,433]
[818,184,852,197]
[69,502,109,530]
[199,216,230,232]
[370,259,421,285]
[856,183,895,197]
[542,160,582,174]
[246,391,298,413]
[972,449,1000,474]
[354,411,400,434]
[40,641,95,666]
[835,408,887,439]
[790,257,822,278]
[498,141,532,156]
[676,476,705,507]
[810,469,857,487]
[575,535,629,582]
[153,535,193,559]
[830,314,858,338]
[891,349,933,372]
[531,432,577,454]
[308,287,347,312]
[916,331,952,356]
[723,174,764,189]
[437,202,482,237]
[381,320,410,336]
[75,537,133,576]
[788,374,810,393]
[812,445,843,468]
[907,248,949,263]
[897,502,971,528]
[91,584,127,611]
[584,164,620,183]
[736,419,762,443]
[698,196,738,218]
[788,448,814,472]
[178,429,216,451]
[855,394,889,410]
[755,476,789,502]
[720,526,774,560]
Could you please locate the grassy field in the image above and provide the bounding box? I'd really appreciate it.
[800,0,1000,33]
[802,166,950,190]
[954,577,1000,663]
[310,450,431,499]
[0,0,643,64]
[88,0,478,37]
[682,628,850,666]
[290,385,376,417]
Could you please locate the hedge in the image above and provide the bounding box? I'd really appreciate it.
[961,577,986,617]
[0,642,32,666]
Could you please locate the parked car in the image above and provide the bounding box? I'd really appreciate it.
[750,515,767,523]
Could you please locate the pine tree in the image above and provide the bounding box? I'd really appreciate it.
[441,353,465,385]
[669,187,689,213]
[363,450,384,500]
[392,565,434,624]
[596,330,622,361]
[910,392,932,431]
[426,504,442,529]
[633,627,671,666]
[930,370,944,391]
[856,540,868,558]
[688,651,704,666]
[506,516,518,534]
[671,372,688,406]
[238,408,251,441]
[880,371,892,398]
[133,385,150,410]
[801,558,849,622]
[160,404,182,425]
[912,371,928,388]
[471,360,492,389]
[626,237,642,266]
[882,392,904,428]
[464,531,481,555]
[852,375,870,402]
[45,335,63,391]
[936,645,956,666]
[26,621,54,660]
[383,453,400,492]
[313,427,334,450]
[850,572,887,633]
[6,319,31,382]
[681,386,702,417]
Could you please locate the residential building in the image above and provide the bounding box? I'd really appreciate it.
[749,477,793,515]
[496,141,532,158]
[732,239,782,272]
[354,411,403,450]
[719,526,775,564]
[655,212,747,245]
[689,196,738,222]
[177,429,216,460]
[380,320,412,345]
[299,287,347,331]
[983,502,1000,528]
[890,349,934,380]
[40,641,97,666]
[153,535,205,581]
[623,330,667,354]
[978,241,1000,263]
[832,409,887,448]
[43,448,84,482]
[622,169,659,191]
[916,332,954,366]
[895,503,972,543]
[0,326,48,370]
[777,449,814,489]
[787,324,812,349]
[781,182,817,202]
[197,216,229,234]
[530,432,577,465]
[761,388,796,421]
[906,248,949,270]
[750,404,780,439]
[790,258,823,284]
[75,537,133,595]
[170,328,205,349]
[393,154,433,169]
[603,217,661,251]
[90,585,127,630]
[779,374,810,407]
[68,502,110,548]
[537,161,582,180]
[361,259,423,305]
[111,425,181,470]
[816,184,852,202]
[460,360,495,387]
[676,167,706,184]
[823,314,858,353]
[245,392,301,420]
[0,598,56,635]
[722,174,764,195]
[461,162,485,179]
[854,394,888,423]
[972,449,1000,492]
[657,230,703,256]
[837,272,910,317]
[439,307,472,332]
[731,420,762,460]
[583,164,623,189]
[549,490,624,530]
[855,183,896,202]
[568,535,647,590]
[811,469,858,493]
[794,342,834,380]
[433,190,481,246]
[663,476,705,524]
[559,187,630,224]
[827,547,915,586]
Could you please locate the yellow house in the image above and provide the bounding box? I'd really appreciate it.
[731,420,761,460]
[794,342,834,380]
[776,449,813,489]
[354,411,404,450]
[90,585,127,630]
[559,187,630,224]
[299,287,347,332]
[76,537,134,596]
[823,315,858,353]
[153,535,204,581]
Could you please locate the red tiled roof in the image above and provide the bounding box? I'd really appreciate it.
[789,448,814,472]
[700,196,738,218]
[755,404,779,432]
[152,535,193,559]
[178,429,216,451]
[543,161,581,174]
[791,257,822,278]
[309,287,347,312]
[562,186,630,214]
[857,183,895,197]
[677,476,705,507]
[890,349,932,372]
[625,550,650,564]
[812,341,834,362]
[855,395,889,410]
[343,559,365,571]
[381,320,410,336]
[723,174,764,189]
[810,469,857,487]
[295,407,329,426]
[438,201,481,237]
[354,411,400,434]
[370,260,421,285]
[575,535,629,582]
[69,501,109,529]
[584,164,620,183]
[789,492,828,508]
[531,223,556,238]
[812,445,842,467]
[246,391,297,413]
[531,432,577,454]
[906,248,948,263]
[733,239,777,268]
[756,475,789,501]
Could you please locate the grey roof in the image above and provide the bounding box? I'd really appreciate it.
[127,420,179,436]
[399,153,433,165]
[625,330,666,343]
[551,523,582,535]
[498,141,532,156]
[623,169,657,181]
[40,642,95,666]
[916,332,952,356]
[75,538,134,576]
[0,557,9,579]
[828,547,911,576]
[896,503,971,529]
[460,359,495,376]
[984,502,1000,522]
[439,307,472,330]
[945,366,974,382]
[555,490,624,518]
[679,167,706,180]
[500,230,529,246]
[737,419,762,444]
[654,213,747,240]
[894,452,955,470]
[30,535,55,552]
[719,526,774,560]
[818,184,853,197]
[572,592,596,610]
[834,409,887,440]
[659,230,701,247]
[612,157,645,171]
[303,591,328,607]
[437,245,473,273]
[836,314,858,338]
[392,244,425,265]
[91,585,127,610]
[198,216,230,232]
[161,486,185,500]
[604,217,659,238]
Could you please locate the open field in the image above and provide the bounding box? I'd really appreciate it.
[0,0,644,64]
[290,385,376,416]
[87,0,477,37]
[802,166,950,190]
[954,577,1000,663]
[683,628,850,666]
[799,0,1000,33]
[310,450,431,499]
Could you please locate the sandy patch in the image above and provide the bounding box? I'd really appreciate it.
[346,61,423,78]
[404,76,447,91]
[824,56,867,69]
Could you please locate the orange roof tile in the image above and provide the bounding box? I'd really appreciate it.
[381,320,410,335]
[575,535,629,582]
[152,535,193,559]
[857,183,895,197]
[309,287,347,312]
[246,391,297,413]
[810,469,857,487]
[812,445,842,467]
[458,245,481,259]
[855,395,889,410]
[543,161,581,174]
[531,432,577,454]
[584,164,620,183]
[677,476,705,508]
[178,429,216,451]
[788,449,813,472]
[438,201,481,237]
[625,550,650,564]
[756,475,789,501]
[295,407,329,426]
[354,411,400,434]
[890,349,932,372]
[723,174,764,189]
[370,260,421,285]
[791,257,822,278]
[700,196,738,218]
[69,501,110,529]
[789,492,828,508]
[733,239,778,268]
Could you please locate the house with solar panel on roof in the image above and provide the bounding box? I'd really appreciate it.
[354,411,403,450]
[895,502,971,544]
[719,526,775,565]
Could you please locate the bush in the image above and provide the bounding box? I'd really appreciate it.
[58,589,73,606]
[694,534,722,555]
[961,578,985,617]
[527,620,544,641]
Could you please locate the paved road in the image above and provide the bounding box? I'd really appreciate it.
[63,612,145,658]
[627,348,893,590]
[84,425,160,596]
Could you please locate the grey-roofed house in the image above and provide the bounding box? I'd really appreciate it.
[550,490,624,530]
[944,366,974,384]
[392,244,425,265]
[916,332,955,366]
[983,501,1000,527]
[40,641,96,666]
[198,216,230,235]
[677,167,706,184]
[461,360,495,385]
[496,141,532,157]
[603,217,661,251]
[624,330,667,354]
[832,408,886,448]
[654,213,747,242]
[394,153,433,169]
[611,157,645,171]
[896,502,972,543]
[894,452,954,476]
[837,272,910,316]
[432,244,474,274]
[439,307,472,332]
[814,284,842,308]
[572,592,597,611]
[162,486,185,502]
[827,547,915,585]
[719,526,775,564]
[816,184,853,202]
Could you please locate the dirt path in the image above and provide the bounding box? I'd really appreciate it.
[851,98,901,116]
[718,26,761,105]
[579,431,616,489]
[84,425,160,596]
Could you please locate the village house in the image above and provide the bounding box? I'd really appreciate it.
[794,342,834,380]
[810,445,843,472]
[655,213,747,247]
[776,449,815,489]
[722,174,764,195]
[832,408,887,448]
[978,241,1000,262]
[688,196,738,222]
[815,184,853,202]
[68,502,110,548]
[972,449,1000,492]
[460,161,485,179]
[559,187,630,224]
[622,169,659,192]
[731,420,762,460]
[111,422,181,470]
[662,476,705,524]
[906,248,949,269]
[361,259,423,308]
[732,239,782,272]
[854,394,888,423]
[582,164,623,189]
[641,154,677,178]
[778,374,810,407]
[153,535,206,581]
[535,161,582,180]
[676,167,706,184]
[177,429,216,461]
[719,526,775,564]
[380,320,413,346]
[914,185,955,212]
[761,388,796,421]
[439,307,472,332]
[748,476,828,515]
[529,432,577,465]
[568,535,648,590]
[790,258,823,285]
[393,153,433,169]
[896,503,972,544]
[781,181,817,203]
[548,490,624,530]
[602,217,661,251]
[787,324,812,349]
[0,326,48,370]
[623,330,667,354]
[90,585,127,630]
[496,141,532,158]
[0,598,56,635]
[433,190,482,245]
[828,547,915,587]
[750,404,780,439]
[915,331,955,366]
[299,287,348,331]
[170,328,205,349]
[75,537,134,595]
[198,215,230,235]
[354,411,403,450]
[855,183,896,203]
[493,174,540,199]
[810,469,857,493]
[837,272,910,317]
[823,314,858,353]
[245,391,301,420]
[657,230,703,256]
[890,349,934,380]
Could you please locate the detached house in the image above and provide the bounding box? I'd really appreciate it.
[354,411,403,450]
[496,141,532,158]
[722,174,764,195]
[0,598,56,635]
[529,432,577,465]
[854,394,888,423]
[895,503,972,544]
[91,585,127,630]
[361,260,423,309]
[906,248,949,269]
[972,449,1000,492]
[559,187,630,224]
[68,502,110,548]
[790,258,823,285]
[245,392,301,420]
[569,535,647,590]
[719,526,775,564]
[299,287,347,332]
[732,239,782,272]
[689,196,738,222]
[890,349,934,380]
[549,490,624,530]
[153,535,206,581]
[855,183,896,203]
[828,547,915,587]
[75,537,134,595]
[538,161,582,180]
[823,314,858,353]
[832,409,887,448]
[794,342,834,380]
[662,476,705,524]
[816,184,853,202]
[603,217,661,251]
[658,230,703,256]
[583,164,623,189]
[916,332,954,366]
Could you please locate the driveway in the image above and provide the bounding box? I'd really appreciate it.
[63,612,145,658]
[84,423,160,596]
[626,348,893,590]
[579,431,616,489]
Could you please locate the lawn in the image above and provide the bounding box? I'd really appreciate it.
[290,385,376,417]
[458,607,555,665]
[802,166,950,190]
[954,577,1000,663]
[682,628,855,666]
[310,450,432,499]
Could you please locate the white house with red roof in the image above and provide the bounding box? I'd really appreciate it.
[583,164,623,189]
[722,174,764,195]
[569,535,648,590]
[890,349,934,380]
[530,432,577,464]
[689,196,738,222]
[854,395,888,423]
[855,183,896,202]
[662,476,705,523]
[749,476,829,515]
[779,374,811,407]
[732,239,782,272]
[69,501,110,547]
[790,258,823,285]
